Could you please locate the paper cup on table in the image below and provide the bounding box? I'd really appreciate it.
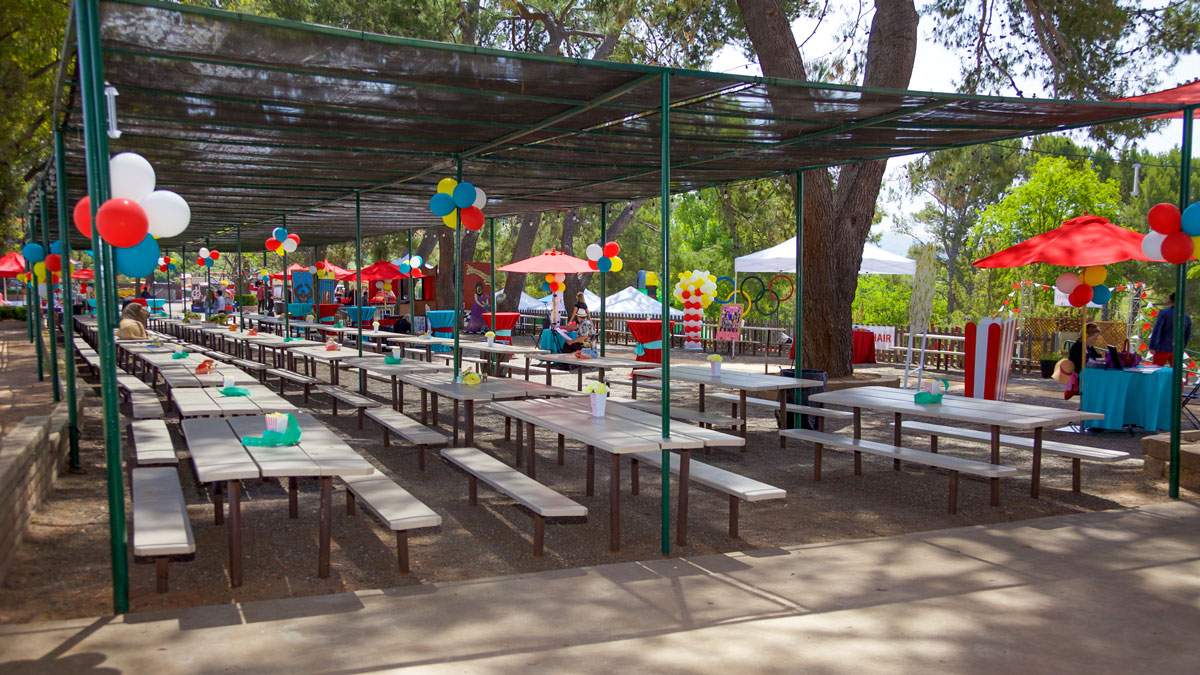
[590,393,606,417]
[223,375,236,389]
[710,361,721,376]
[392,347,402,360]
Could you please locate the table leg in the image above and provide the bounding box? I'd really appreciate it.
[778,391,788,448]
[452,400,460,445]
[465,400,475,446]
[420,389,428,424]
[609,453,621,552]
[358,367,367,394]
[432,393,440,427]
[288,477,298,518]
[545,363,552,386]
[228,479,242,587]
[577,369,583,391]
[392,376,400,411]
[586,446,595,496]
[739,390,748,437]
[526,422,536,479]
[318,476,331,578]
[557,434,565,465]
[524,357,530,381]
[853,407,862,475]
[698,383,705,412]
[677,451,690,546]
[989,424,1001,507]
[893,413,902,470]
[1031,426,1043,499]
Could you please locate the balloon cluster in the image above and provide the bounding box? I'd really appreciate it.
[265,226,300,256]
[396,254,425,277]
[158,254,181,273]
[196,247,220,269]
[258,268,270,282]
[542,272,567,294]
[1055,266,1111,307]
[71,153,190,279]
[428,178,487,230]
[585,241,624,273]
[672,270,718,350]
[313,261,338,280]
[1142,202,1200,264]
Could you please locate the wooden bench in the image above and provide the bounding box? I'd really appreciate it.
[232,358,268,382]
[342,469,441,573]
[630,451,784,538]
[603,377,662,399]
[780,429,1020,513]
[128,419,177,466]
[316,385,379,429]
[900,421,1131,493]
[365,408,449,470]
[436,354,489,370]
[116,373,164,419]
[617,399,740,430]
[131,467,195,593]
[403,348,428,360]
[709,391,854,426]
[265,368,317,402]
[440,447,586,556]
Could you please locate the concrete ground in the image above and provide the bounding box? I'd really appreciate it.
[1,500,1196,674]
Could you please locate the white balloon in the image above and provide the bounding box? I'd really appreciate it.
[472,188,487,210]
[411,256,424,268]
[554,272,566,283]
[141,190,190,238]
[198,247,210,258]
[585,244,603,261]
[309,265,318,274]
[109,153,156,201]
[282,238,298,253]
[1142,231,1166,261]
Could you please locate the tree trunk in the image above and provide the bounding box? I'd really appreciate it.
[737,0,918,377]
[499,213,541,311]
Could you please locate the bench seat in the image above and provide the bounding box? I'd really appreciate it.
[603,377,662,398]
[316,385,380,428]
[365,408,449,470]
[709,391,853,421]
[616,399,740,429]
[128,419,177,466]
[441,447,585,556]
[781,428,1019,513]
[131,467,195,592]
[630,451,784,538]
[900,421,1130,494]
[265,368,317,402]
[343,469,441,573]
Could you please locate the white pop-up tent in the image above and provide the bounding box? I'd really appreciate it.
[539,288,602,312]
[604,286,684,318]
[734,238,916,275]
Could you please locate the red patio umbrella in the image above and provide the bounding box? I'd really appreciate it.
[0,252,25,278]
[973,215,1149,269]
[498,248,593,274]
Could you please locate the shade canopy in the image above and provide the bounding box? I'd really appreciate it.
[499,249,593,274]
[735,238,916,275]
[0,252,26,278]
[316,261,351,278]
[1119,79,1200,120]
[604,285,685,317]
[45,1,1184,249]
[972,215,1149,268]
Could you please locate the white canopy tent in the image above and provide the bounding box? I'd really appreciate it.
[734,239,916,276]
[604,286,685,318]
[539,288,603,312]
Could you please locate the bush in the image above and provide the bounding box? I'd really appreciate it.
[0,306,28,321]
[236,294,256,307]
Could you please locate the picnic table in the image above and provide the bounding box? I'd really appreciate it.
[171,383,298,417]
[457,341,547,379]
[636,365,822,435]
[180,413,373,586]
[387,334,458,362]
[533,353,651,390]
[397,371,573,445]
[141,352,260,389]
[489,396,741,550]
[345,329,401,352]
[287,344,365,385]
[339,356,450,409]
[808,385,1104,501]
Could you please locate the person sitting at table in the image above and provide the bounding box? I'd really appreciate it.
[560,309,595,355]
[117,302,149,340]
[1069,322,1105,373]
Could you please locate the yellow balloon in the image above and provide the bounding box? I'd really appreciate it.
[1192,237,1200,260]
[441,211,457,228]
[1080,265,1107,286]
[276,248,285,257]
[610,256,623,272]
[437,177,458,195]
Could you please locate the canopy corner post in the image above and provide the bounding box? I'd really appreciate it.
[53,128,80,471]
[488,217,496,317]
[236,222,245,328]
[599,203,607,357]
[1169,105,1195,500]
[406,229,414,331]
[355,190,363,357]
[658,69,671,557]
[453,157,463,381]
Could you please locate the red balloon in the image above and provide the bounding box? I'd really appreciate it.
[603,241,620,258]
[210,250,220,260]
[44,254,62,272]
[587,259,598,271]
[1148,203,1182,234]
[1068,284,1093,307]
[95,198,149,248]
[1162,230,1194,264]
[159,265,167,272]
[316,261,325,270]
[73,197,92,238]
[265,238,280,251]
[460,206,485,230]
[197,257,205,266]
[287,233,300,243]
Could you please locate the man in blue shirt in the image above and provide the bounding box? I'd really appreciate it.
[1148,293,1191,366]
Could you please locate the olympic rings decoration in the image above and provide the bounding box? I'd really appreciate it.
[710,274,795,317]
[768,274,795,303]
[740,275,766,302]
[713,276,737,304]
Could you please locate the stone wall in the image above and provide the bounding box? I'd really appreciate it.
[1141,430,1200,491]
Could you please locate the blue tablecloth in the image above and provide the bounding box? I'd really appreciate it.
[426,310,457,353]
[538,328,575,353]
[1081,366,1173,431]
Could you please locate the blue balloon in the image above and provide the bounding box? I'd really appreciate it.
[205,258,214,268]
[596,257,612,273]
[429,192,455,217]
[49,240,64,255]
[398,263,411,275]
[1182,202,1200,236]
[541,281,550,291]
[1091,284,1112,305]
[272,226,288,241]
[452,182,477,209]
[21,242,45,264]
[114,234,160,278]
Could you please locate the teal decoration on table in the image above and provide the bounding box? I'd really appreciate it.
[914,379,950,405]
[242,414,302,447]
[218,386,250,397]
[384,355,404,365]
[283,336,296,343]
[171,351,189,359]
[634,339,663,357]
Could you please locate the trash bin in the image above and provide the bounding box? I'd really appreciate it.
[779,368,827,430]
[1039,358,1057,379]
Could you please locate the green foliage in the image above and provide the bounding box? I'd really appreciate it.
[0,305,28,322]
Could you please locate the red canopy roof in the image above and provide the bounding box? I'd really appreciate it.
[1118,80,1199,120]
[339,261,405,282]
[270,263,312,280]
[498,249,592,274]
[0,252,25,278]
[973,215,1149,269]
[71,268,95,280]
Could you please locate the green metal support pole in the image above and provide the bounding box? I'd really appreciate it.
[28,207,46,382]
[54,130,81,471]
[453,158,463,380]
[236,223,244,327]
[40,185,62,402]
[280,221,289,336]
[599,203,607,357]
[659,71,671,556]
[166,249,172,319]
[205,237,212,319]
[488,217,496,314]
[406,229,414,331]
[76,0,127,615]
[794,171,804,376]
[1169,107,1194,500]
[355,190,363,357]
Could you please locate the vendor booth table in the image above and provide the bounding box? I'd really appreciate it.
[627,319,670,364]
[483,312,520,345]
[426,310,457,353]
[1081,366,1173,432]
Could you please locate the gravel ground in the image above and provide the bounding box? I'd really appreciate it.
[0,346,1189,623]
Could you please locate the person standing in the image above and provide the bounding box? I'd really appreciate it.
[1149,293,1192,367]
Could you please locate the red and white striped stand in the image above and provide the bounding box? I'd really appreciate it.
[964,318,1018,400]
